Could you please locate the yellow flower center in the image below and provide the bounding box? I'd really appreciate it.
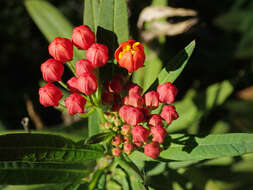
[118,42,140,60]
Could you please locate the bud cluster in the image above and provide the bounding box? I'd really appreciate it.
[39,25,108,115]
[38,26,179,159]
[101,81,179,159]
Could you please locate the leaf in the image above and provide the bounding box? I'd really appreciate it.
[133,45,163,92]
[25,0,83,71]
[0,133,104,162]
[88,169,105,190]
[88,110,101,137]
[161,133,253,161]
[205,80,233,109]
[131,133,253,162]
[157,40,195,84]
[83,0,101,34]
[0,183,83,190]
[85,132,113,144]
[25,0,73,41]
[116,157,147,190]
[97,0,129,58]
[0,161,89,185]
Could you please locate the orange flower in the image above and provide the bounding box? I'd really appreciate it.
[114,40,145,73]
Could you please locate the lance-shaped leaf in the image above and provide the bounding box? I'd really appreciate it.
[0,161,89,185]
[25,0,83,71]
[83,0,100,34]
[25,0,73,41]
[157,40,195,84]
[144,40,195,93]
[97,0,129,58]
[0,133,104,162]
[130,133,253,162]
[0,183,85,190]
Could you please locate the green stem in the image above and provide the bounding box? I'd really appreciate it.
[96,107,105,123]
[58,81,68,90]
[79,108,95,118]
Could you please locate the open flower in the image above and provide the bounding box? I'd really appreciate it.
[114,40,145,73]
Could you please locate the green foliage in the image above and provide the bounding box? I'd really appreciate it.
[25,0,73,41]
[0,133,104,162]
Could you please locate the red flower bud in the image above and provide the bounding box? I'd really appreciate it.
[144,142,161,159]
[101,91,114,105]
[112,147,121,157]
[111,135,122,147]
[125,93,144,108]
[109,78,123,94]
[39,83,62,107]
[151,125,167,143]
[72,25,95,50]
[143,107,151,119]
[121,124,131,135]
[67,77,79,93]
[144,91,159,109]
[119,105,144,125]
[40,58,64,82]
[157,82,178,104]
[114,40,145,73]
[123,136,131,143]
[86,43,108,68]
[160,105,179,125]
[48,37,73,63]
[75,59,94,77]
[123,142,134,155]
[148,114,163,127]
[64,93,86,115]
[126,82,143,96]
[77,73,97,96]
[131,125,150,144]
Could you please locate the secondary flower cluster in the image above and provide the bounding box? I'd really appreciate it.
[101,80,179,159]
[39,25,108,115]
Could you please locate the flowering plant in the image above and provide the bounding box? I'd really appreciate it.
[1,0,253,189]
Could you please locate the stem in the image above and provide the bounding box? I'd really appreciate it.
[58,81,68,90]
[96,107,105,123]
[79,108,95,118]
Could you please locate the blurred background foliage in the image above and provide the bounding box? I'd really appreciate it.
[1,0,253,189]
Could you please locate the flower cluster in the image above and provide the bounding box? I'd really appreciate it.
[38,24,179,159]
[39,25,108,115]
[101,80,179,159]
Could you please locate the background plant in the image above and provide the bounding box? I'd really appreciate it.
[1,0,253,189]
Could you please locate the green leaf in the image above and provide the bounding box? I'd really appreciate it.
[0,133,104,162]
[205,80,233,109]
[97,0,129,58]
[116,157,147,190]
[83,0,101,34]
[0,161,89,185]
[25,0,73,41]
[161,133,253,161]
[131,133,253,162]
[157,40,195,85]
[88,110,101,137]
[88,169,105,190]
[133,46,163,92]
[85,132,113,144]
[25,0,83,71]
[0,183,83,190]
